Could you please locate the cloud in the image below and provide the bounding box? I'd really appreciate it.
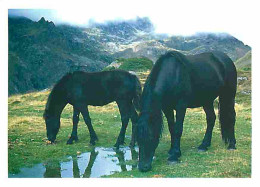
[7,0,254,45]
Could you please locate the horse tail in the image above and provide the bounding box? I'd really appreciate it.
[133,75,142,111]
[218,60,237,149]
[218,94,236,148]
[211,51,237,149]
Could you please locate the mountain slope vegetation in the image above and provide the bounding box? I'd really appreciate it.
[8,16,251,95]
[8,16,113,95]
[235,51,251,70]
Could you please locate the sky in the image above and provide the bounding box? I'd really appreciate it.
[5,0,257,46]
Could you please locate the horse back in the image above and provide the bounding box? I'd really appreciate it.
[150,51,236,109]
[186,51,236,107]
[66,70,137,106]
[187,51,236,88]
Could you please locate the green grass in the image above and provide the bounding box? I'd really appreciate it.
[103,57,153,72]
[235,51,251,70]
[8,70,251,177]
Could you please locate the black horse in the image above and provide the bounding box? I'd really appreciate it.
[137,51,237,172]
[43,70,141,148]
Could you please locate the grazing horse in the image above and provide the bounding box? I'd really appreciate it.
[43,70,141,148]
[137,51,237,172]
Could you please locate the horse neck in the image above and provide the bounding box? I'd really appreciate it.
[140,84,163,138]
[141,81,162,112]
[45,90,68,118]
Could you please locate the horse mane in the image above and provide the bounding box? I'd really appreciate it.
[43,72,72,119]
[138,51,190,144]
[138,71,164,144]
[149,51,189,87]
[138,85,163,144]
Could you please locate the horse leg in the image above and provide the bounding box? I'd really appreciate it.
[168,100,187,163]
[198,102,216,151]
[129,103,138,148]
[80,106,98,145]
[162,107,175,155]
[114,100,130,149]
[67,107,80,144]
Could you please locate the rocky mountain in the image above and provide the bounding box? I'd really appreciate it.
[92,17,155,42]
[111,33,251,62]
[84,18,250,62]
[8,16,251,95]
[8,16,113,95]
[164,33,250,60]
[83,17,167,54]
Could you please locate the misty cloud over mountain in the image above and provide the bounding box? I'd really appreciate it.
[8,16,250,95]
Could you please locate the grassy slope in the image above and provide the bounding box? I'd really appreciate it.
[235,51,251,70]
[103,58,153,72]
[8,70,251,177]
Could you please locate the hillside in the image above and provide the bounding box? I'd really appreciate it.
[8,16,251,95]
[235,51,251,70]
[8,16,113,95]
[103,57,153,72]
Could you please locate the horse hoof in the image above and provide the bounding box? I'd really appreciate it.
[168,155,180,164]
[198,148,207,152]
[227,146,236,151]
[198,145,208,152]
[168,160,180,165]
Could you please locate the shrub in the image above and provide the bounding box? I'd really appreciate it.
[104,57,153,72]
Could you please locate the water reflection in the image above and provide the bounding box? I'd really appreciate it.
[9,147,139,178]
[82,149,98,178]
[44,162,61,178]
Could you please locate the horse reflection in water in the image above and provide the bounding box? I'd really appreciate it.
[43,147,138,178]
[44,162,61,178]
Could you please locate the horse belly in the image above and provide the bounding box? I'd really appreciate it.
[85,92,114,106]
[187,89,220,108]
[188,72,224,108]
[87,98,113,106]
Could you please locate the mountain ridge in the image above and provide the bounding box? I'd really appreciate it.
[8,16,251,95]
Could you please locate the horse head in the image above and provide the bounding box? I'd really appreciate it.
[137,110,162,172]
[43,111,60,143]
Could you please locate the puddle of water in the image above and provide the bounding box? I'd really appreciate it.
[9,146,139,178]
